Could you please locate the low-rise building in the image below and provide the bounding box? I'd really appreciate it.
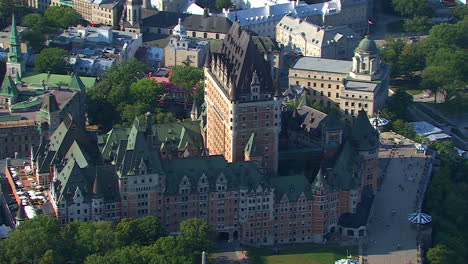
[25,0,51,11]
[51,0,122,28]
[134,10,232,40]
[276,15,360,60]
[163,19,209,68]
[0,16,96,159]
[52,26,142,76]
[288,36,389,116]
[219,0,371,37]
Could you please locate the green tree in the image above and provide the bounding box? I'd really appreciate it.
[391,119,416,138]
[216,0,232,10]
[2,215,60,264]
[178,218,216,260]
[44,6,82,28]
[425,20,467,49]
[169,65,204,108]
[422,47,467,102]
[22,13,52,33]
[129,78,165,106]
[117,216,167,247]
[427,244,456,264]
[453,5,468,21]
[380,36,406,77]
[21,29,46,53]
[84,246,145,264]
[403,16,433,38]
[0,0,27,28]
[391,0,433,17]
[154,111,176,124]
[143,236,191,264]
[34,48,69,74]
[86,58,148,129]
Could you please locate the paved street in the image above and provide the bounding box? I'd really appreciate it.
[362,132,431,264]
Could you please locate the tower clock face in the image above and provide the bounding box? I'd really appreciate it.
[9,55,17,62]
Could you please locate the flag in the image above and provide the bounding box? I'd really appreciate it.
[368,19,375,25]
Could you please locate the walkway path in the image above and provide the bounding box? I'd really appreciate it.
[361,132,431,264]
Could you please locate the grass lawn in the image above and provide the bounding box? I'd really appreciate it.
[248,246,358,264]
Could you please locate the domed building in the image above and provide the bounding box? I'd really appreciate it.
[289,35,390,117]
[164,18,209,67]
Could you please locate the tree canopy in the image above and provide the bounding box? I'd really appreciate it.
[86,59,178,130]
[33,48,69,74]
[403,16,433,36]
[169,65,204,107]
[44,6,83,29]
[0,216,216,264]
[391,0,433,18]
[216,0,232,10]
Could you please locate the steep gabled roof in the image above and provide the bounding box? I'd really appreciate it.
[162,155,267,195]
[0,76,19,97]
[271,174,312,202]
[210,22,274,100]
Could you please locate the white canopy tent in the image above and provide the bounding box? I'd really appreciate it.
[408,212,432,224]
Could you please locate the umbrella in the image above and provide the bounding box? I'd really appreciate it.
[408,212,432,224]
[335,259,360,264]
[369,117,389,127]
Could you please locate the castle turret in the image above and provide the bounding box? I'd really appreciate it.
[350,109,380,193]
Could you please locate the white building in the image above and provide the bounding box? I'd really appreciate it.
[52,26,142,76]
[218,0,342,38]
[276,15,360,60]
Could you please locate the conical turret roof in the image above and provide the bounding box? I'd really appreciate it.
[69,73,86,92]
[312,168,329,190]
[92,171,104,199]
[350,109,379,151]
[245,132,262,157]
[16,203,26,222]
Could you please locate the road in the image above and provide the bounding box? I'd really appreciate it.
[361,132,431,264]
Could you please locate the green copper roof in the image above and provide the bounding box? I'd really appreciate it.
[0,76,19,97]
[245,132,262,157]
[0,115,23,122]
[162,155,267,194]
[8,13,22,63]
[153,120,204,152]
[330,142,361,190]
[69,73,86,92]
[356,35,378,54]
[311,168,329,190]
[21,72,97,89]
[350,109,379,151]
[10,97,43,111]
[271,174,312,202]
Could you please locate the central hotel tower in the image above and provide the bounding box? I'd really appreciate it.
[204,22,281,173]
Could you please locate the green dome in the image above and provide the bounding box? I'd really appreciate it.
[356,35,378,54]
